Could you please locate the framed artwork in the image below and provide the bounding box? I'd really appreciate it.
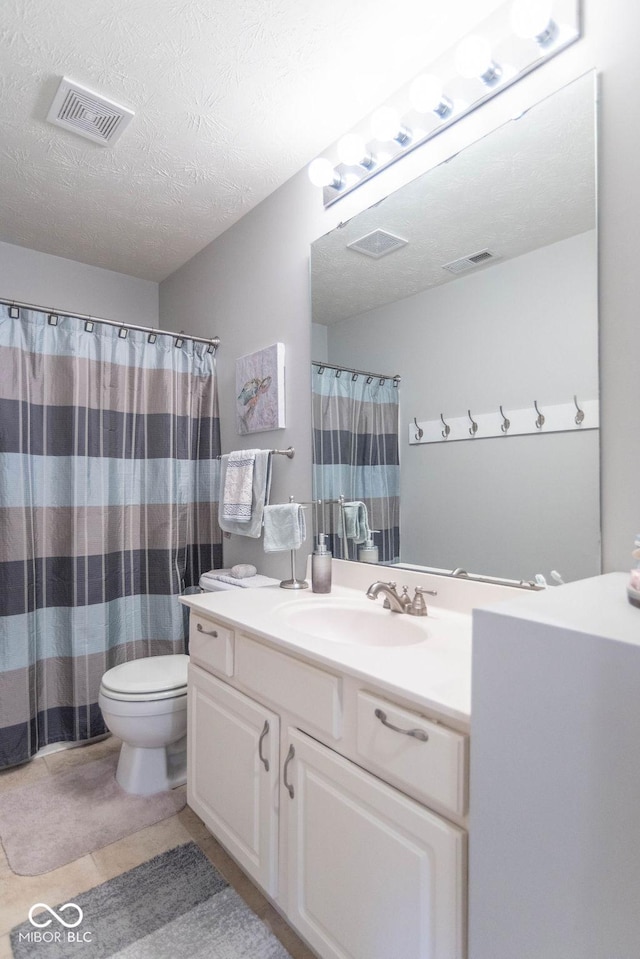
[235,342,286,434]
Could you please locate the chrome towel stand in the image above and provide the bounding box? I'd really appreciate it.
[280,495,309,590]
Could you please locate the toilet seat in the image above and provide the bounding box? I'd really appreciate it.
[100,654,188,703]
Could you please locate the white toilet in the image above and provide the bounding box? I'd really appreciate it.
[99,654,189,796]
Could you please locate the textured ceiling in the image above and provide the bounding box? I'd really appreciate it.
[0,0,506,282]
[311,74,596,325]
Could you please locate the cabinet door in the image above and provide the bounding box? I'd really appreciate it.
[285,729,466,959]
[188,664,279,896]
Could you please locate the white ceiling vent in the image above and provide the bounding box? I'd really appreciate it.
[443,249,501,275]
[46,77,134,146]
[347,230,408,259]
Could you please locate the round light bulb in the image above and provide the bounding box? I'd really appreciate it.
[370,106,402,142]
[409,74,444,113]
[510,0,553,39]
[336,133,370,166]
[455,35,495,80]
[308,157,337,188]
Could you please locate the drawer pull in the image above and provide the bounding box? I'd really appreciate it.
[258,720,270,772]
[196,623,218,637]
[283,744,295,799]
[374,708,429,742]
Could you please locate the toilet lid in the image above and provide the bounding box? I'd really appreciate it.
[101,654,189,696]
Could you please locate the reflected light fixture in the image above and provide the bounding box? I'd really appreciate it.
[308,0,580,207]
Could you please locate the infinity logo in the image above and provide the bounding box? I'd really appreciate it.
[28,903,84,929]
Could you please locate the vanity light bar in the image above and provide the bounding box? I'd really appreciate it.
[308,0,580,207]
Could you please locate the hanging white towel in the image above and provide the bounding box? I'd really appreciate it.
[222,450,257,522]
[262,503,307,552]
[218,450,272,537]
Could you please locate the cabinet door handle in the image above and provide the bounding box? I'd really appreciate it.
[258,720,270,772]
[196,623,218,637]
[374,708,429,742]
[283,743,295,799]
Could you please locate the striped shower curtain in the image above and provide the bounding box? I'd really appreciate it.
[0,306,221,769]
[311,366,400,563]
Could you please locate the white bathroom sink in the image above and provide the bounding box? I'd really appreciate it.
[276,598,428,646]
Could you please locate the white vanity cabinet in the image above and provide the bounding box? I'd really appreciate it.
[284,728,466,959]
[187,609,468,959]
[188,663,280,895]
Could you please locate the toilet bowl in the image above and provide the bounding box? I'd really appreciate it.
[99,654,189,796]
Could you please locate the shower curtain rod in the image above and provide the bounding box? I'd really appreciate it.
[1,296,220,351]
[312,358,400,383]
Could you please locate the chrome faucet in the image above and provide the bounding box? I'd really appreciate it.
[366,581,406,613]
[366,581,438,616]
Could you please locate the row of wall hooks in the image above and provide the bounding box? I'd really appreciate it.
[410,396,598,445]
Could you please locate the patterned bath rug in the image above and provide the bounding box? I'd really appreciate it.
[0,752,186,875]
[10,842,292,959]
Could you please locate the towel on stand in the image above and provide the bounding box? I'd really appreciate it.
[222,450,257,522]
[218,450,272,538]
[262,503,307,552]
[339,501,371,544]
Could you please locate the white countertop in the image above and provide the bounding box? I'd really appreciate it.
[181,582,479,728]
[476,571,640,644]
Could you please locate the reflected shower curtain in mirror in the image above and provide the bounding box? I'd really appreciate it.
[0,306,222,769]
[312,368,399,563]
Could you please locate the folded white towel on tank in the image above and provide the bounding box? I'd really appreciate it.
[200,569,279,589]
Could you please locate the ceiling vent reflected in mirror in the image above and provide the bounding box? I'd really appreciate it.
[347,230,408,259]
[443,249,501,274]
[46,77,135,146]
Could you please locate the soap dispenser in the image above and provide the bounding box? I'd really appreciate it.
[312,534,332,594]
[358,533,379,564]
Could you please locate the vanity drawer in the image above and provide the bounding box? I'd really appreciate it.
[235,634,342,740]
[189,615,234,677]
[356,691,468,816]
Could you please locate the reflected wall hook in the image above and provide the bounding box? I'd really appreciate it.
[468,409,478,436]
[573,394,585,425]
[440,413,450,439]
[413,418,424,441]
[499,405,510,433]
[534,400,545,429]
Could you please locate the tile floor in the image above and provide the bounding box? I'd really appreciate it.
[0,736,317,959]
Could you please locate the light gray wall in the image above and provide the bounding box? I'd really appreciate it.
[323,231,599,582]
[160,177,326,579]
[160,0,640,577]
[0,240,158,325]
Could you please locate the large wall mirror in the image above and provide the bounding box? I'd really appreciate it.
[311,72,600,585]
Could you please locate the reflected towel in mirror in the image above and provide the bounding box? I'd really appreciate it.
[339,501,371,544]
